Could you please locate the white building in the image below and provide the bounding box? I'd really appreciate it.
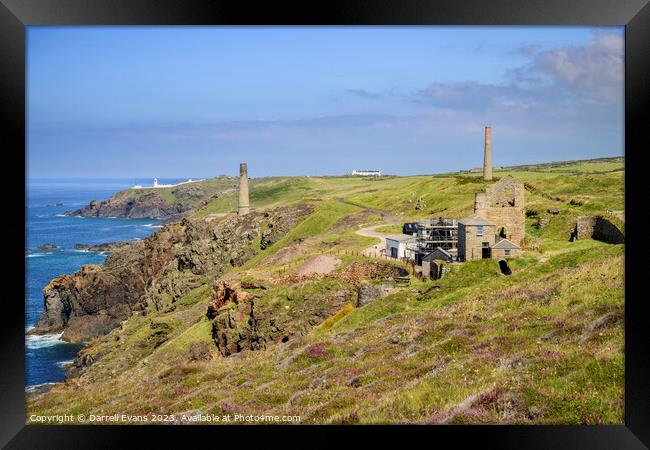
[385,234,416,259]
[352,170,381,176]
[132,177,205,190]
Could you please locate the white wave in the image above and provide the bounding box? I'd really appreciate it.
[27,253,51,258]
[142,223,163,228]
[70,248,90,253]
[56,359,75,368]
[26,382,58,391]
[25,332,64,349]
[54,214,67,217]
[25,325,35,332]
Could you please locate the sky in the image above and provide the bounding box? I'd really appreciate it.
[27,26,624,179]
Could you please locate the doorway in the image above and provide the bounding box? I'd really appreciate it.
[481,242,491,259]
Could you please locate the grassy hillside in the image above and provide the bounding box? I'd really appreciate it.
[115,176,239,207]
[27,157,625,425]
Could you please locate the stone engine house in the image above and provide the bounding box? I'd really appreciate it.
[473,175,526,247]
[458,175,525,262]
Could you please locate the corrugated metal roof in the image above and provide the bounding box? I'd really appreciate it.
[492,238,521,249]
[458,214,494,226]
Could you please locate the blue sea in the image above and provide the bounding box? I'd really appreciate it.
[25,178,188,388]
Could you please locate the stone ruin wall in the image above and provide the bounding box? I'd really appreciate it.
[574,215,624,244]
[474,177,526,247]
[575,216,597,240]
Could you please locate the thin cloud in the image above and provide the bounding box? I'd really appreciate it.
[345,89,382,100]
[415,82,534,111]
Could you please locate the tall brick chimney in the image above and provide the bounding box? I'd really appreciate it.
[483,125,492,181]
[238,163,250,216]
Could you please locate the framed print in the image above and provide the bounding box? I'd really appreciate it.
[1,0,648,448]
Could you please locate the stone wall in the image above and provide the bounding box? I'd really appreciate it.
[492,248,523,259]
[573,215,624,244]
[458,223,496,261]
[575,216,597,240]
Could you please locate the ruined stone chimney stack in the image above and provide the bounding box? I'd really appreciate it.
[238,163,250,216]
[483,126,492,181]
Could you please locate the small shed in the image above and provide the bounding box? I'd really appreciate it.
[491,238,522,259]
[420,247,453,279]
[385,234,415,259]
[424,247,454,263]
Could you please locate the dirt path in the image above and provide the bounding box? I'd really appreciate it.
[336,198,401,225]
[336,197,406,256]
[355,224,396,256]
[295,254,341,275]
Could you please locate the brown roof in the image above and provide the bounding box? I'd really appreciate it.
[491,238,521,249]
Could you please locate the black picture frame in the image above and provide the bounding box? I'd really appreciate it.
[2,0,647,447]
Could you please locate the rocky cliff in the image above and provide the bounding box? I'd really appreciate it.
[30,204,313,343]
[205,261,408,357]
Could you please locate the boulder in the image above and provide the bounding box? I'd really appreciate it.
[356,283,389,307]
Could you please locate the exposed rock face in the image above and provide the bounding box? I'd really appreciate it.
[31,204,314,343]
[207,260,407,357]
[66,192,187,219]
[356,283,390,307]
[208,279,354,357]
[174,204,313,276]
[31,224,184,343]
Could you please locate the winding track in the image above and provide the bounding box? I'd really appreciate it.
[335,197,405,256]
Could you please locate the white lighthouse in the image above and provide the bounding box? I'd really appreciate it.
[153,177,158,188]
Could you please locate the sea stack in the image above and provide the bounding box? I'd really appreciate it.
[483,125,492,181]
[238,163,250,216]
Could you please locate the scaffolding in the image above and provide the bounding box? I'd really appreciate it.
[404,218,459,263]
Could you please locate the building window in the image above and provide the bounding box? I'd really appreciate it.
[476,225,483,236]
[505,249,511,256]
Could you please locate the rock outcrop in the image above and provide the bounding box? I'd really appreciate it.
[30,204,314,343]
[66,192,188,219]
[74,241,132,253]
[356,283,391,307]
[207,279,355,357]
[65,179,235,219]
